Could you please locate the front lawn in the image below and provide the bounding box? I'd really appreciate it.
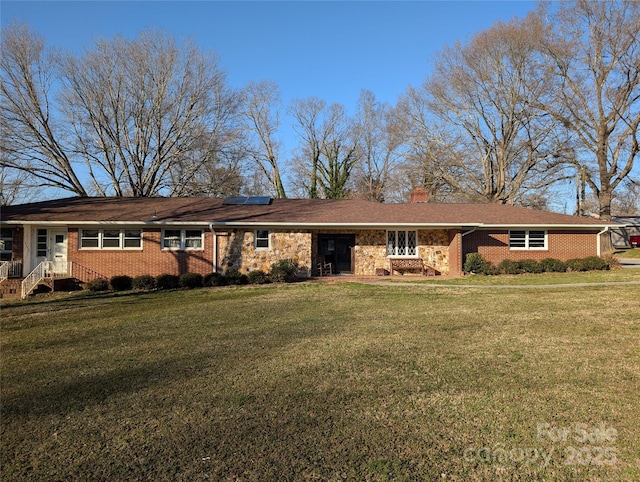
[614,248,640,259]
[2,283,639,480]
[401,268,640,286]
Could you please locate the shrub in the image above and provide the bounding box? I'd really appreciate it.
[225,270,249,285]
[156,273,179,290]
[463,253,497,275]
[110,275,133,292]
[132,274,157,291]
[480,261,499,276]
[247,270,271,284]
[498,259,521,275]
[565,258,586,272]
[269,258,299,282]
[517,259,543,274]
[204,272,228,287]
[581,256,608,271]
[179,273,203,289]
[601,254,621,270]
[86,277,109,292]
[540,258,566,273]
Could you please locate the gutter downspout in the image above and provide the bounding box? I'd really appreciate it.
[596,226,609,257]
[461,226,479,238]
[455,226,479,276]
[209,223,217,273]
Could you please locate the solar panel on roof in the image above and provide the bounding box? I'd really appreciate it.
[222,196,273,205]
[222,196,246,205]
[244,196,273,205]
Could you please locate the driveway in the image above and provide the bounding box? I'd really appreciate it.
[617,258,640,269]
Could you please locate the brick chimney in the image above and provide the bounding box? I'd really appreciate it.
[410,187,429,204]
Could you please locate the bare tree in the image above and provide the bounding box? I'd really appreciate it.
[394,86,463,202]
[423,14,569,205]
[2,24,242,199]
[241,80,287,198]
[60,28,239,197]
[351,90,402,202]
[538,0,640,220]
[1,22,87,196]
[289,97,327,198]
[290,99,357,199]
[612,180,640,215]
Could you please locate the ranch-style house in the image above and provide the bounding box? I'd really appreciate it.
[0,191,617,298]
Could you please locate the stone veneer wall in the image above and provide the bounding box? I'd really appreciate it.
[418,229,450,275]
[332,229,450,276]
[217,230,312,276]
[352,230,387,275]
[218,228,450,277]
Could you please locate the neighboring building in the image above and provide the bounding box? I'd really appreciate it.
[0,195,617,297]
[611,216,640,248]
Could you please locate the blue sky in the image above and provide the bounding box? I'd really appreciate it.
[5,1,560,202]
[2,1,536,112]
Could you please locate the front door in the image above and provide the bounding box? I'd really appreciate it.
[50,230,68,274]
[318,234,355,274]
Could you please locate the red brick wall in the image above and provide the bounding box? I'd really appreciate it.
[463,229,599,264]
[68,228,214,278]
[447,229,463,277]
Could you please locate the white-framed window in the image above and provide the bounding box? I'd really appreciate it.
[162,229,203,250]
[37,229,48,257]
[255,230,270,249]
[387,230,418,257]
[0,228,13,261]
[80,229,142,250]
[185,230,203,249]
[509,230,547,250]
[123,230,142,248]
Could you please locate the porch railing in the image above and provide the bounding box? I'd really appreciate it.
[0,261,23,282]
[21,261,53,299]
[0,262,8,283]
[68,262,108,284]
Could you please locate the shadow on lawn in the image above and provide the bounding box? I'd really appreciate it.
[3,353,209,419]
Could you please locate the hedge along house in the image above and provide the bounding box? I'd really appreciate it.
[0,194,617,298]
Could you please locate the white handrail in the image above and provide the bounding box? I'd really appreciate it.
[21,261,53,299]
[0,261,8,283]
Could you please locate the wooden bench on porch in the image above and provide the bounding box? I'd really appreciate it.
[389,258,438,276]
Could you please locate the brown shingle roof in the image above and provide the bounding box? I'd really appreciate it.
[1,196,615,228]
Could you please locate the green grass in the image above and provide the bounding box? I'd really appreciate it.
[614,248,640,259]
[400,268,640,286]
[2,283,639,480]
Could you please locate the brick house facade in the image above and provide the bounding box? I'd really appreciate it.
[0,196,616,295]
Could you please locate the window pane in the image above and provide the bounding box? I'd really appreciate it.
[163,230,181,249]
[185,230,203,249]
[37,229,47,256]
[255,230,269,249]
[397,231,406,256]
[528,231,546,248]
[387,231,396,256]
[509,231,526,248]
[407,231,417,256]
[124,238,141,248]
[124,230,142,248]
[102,238,120,248]
[80,230,99,249]
[81,238,99,248]
[102,230,120,248]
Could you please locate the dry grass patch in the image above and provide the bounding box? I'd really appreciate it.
[2,283,639,480]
